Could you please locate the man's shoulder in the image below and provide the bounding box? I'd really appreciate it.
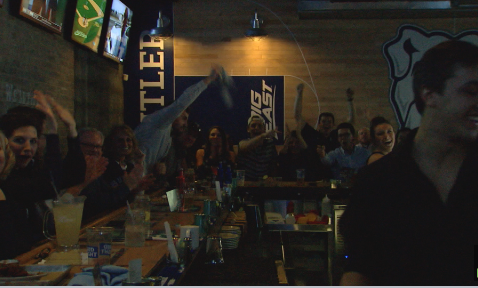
[356,150,409,184]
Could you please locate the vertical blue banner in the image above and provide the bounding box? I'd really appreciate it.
[123,3,174,129]
[175,76,285,145]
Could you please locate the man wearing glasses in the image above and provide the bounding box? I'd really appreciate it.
[61,127,106,190]
[78,128,104,157]
[317,122,370,183]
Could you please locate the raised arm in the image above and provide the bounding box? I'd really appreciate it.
[33,90,58,134]
[138,64,223,130]
[279,124,291,154]
[46,95,78,138]
[293,83,306,131]
[239,128,280,154]
[295,119,308,150]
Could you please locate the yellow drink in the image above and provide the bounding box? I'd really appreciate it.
[52,201,84,248]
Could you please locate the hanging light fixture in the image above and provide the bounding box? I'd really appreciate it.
[245,9,267,41]
[149,11,173,41]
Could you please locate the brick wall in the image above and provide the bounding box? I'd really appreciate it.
[0,0,124,155]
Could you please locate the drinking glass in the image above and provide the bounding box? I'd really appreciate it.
[43,195,86,252]
[296,169,305,186]
[125,210,146,247]
[236,170,245,187]
[86,227,114,265]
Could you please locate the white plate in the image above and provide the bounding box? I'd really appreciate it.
[221,226,240,231]
[220,231,241,235]
[219,233,239,239]
[221,238,239,242]
[221,229,241,233]
[223,245,239,249]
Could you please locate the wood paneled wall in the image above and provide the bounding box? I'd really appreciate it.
[172,0,478,133]
[1,0,477,149]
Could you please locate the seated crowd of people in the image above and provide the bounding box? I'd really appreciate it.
[1,40,477,285]
[0,64,402,260]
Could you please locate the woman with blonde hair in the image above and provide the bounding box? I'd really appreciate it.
[0,131,15,199]
[0,130,34,259]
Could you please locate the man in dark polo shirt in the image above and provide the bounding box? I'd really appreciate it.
[339,40,478,285]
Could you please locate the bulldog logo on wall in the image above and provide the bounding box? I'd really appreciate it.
[383,24,478,129]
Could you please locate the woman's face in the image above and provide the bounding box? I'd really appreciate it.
[8,126,38,168]
[374,123,395,152]
[209,128,222,146]
[114,131,134,158]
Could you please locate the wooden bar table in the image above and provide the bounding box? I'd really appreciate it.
[238,180,351,200]
[13,189,216,285]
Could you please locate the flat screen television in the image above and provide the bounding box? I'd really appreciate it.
[19,0,68,33]
[71,0,108,52]
[102,0,132,63]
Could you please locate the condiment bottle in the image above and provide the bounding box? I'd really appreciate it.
[176,168,186,211]
[321,194,331,218]
[285,201,296,224]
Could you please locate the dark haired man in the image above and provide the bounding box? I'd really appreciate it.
[302,112,338,153]
[340,40,478,285]
[317,122,369,182]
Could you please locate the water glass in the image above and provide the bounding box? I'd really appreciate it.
[131,194,151,238]
[236,170,245,186]
[296,169,305,186]
[185,168,196,193]
[86,227,114,265]
[205,236,224,264]
[194,213,207,237]
[330,179,341,189]
[125,210,145,247]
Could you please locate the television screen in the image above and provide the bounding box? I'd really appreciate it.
[19,0,68,33]
[103,0,132,62]
[71,0,108,52]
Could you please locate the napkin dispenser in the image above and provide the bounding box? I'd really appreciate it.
[265,212,285,224]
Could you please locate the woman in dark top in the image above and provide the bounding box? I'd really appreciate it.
[196,126,235,180]
[277,130,309,181]
[102,125,138,185]
[366,116,395,165]
[0,92,65,246]
[0,129,40,260]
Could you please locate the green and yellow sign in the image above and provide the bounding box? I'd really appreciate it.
[71,0,107,52]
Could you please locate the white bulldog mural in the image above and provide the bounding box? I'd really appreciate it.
[383,24,478,129]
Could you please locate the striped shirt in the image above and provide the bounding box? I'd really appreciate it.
[236,139,278,181]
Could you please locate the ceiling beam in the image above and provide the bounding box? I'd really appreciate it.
[298,0,478,19]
